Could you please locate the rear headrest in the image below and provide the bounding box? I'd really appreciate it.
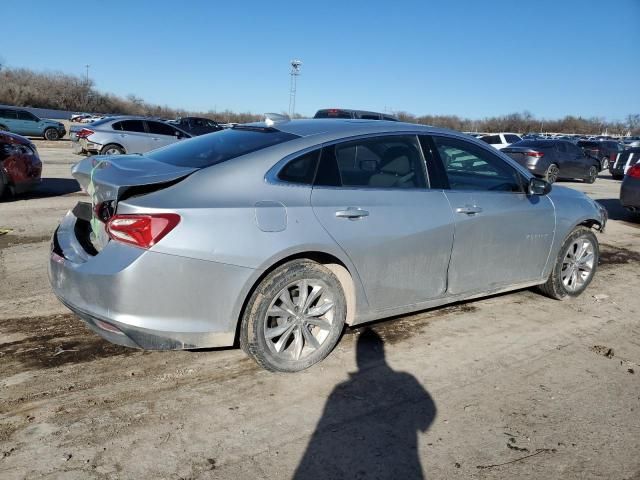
[381,155,411,175]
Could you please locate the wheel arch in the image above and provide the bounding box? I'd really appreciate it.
[232,250,361,346]
[101,143,126,154]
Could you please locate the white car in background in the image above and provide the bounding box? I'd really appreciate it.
[479,133,522,150]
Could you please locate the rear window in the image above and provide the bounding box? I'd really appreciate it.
[147,127,299,168]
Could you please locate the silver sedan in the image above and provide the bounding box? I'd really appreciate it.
[49,119,607,372]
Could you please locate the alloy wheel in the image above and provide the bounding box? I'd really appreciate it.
[263,279,336,361]
[547,165,559,183]
[561,237,595,292]
[104,148,122,155]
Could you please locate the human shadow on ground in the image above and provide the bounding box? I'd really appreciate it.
[293,328,437,480]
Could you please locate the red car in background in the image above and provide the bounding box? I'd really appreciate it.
[0,131,42,198]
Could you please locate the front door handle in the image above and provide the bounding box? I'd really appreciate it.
[455,205,483,215]
[335,207,369,219]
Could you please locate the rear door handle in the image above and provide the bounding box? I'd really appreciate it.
[455,205,483,215]
[335,207,369,219]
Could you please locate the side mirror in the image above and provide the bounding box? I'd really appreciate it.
[529,177,551,196]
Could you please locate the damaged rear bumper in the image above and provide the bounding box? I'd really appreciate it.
[49,209,255,350]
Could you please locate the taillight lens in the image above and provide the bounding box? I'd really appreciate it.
[524,151,544,158]
[77,128,94,139]
[106,214,180,249]
[627,164,640,179]
[610,153,617,162]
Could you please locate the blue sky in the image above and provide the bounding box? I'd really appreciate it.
[3,0,639,120]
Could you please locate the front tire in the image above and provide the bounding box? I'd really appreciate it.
[240,259,346,372]
[585,166,598,184]
[44,128,60,141]
[537,227,598,300]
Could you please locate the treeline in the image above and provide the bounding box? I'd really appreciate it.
[0,66,638,134]
[0,67,261,123]
[395,111,640,136]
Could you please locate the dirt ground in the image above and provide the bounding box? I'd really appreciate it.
[1,141,639,480]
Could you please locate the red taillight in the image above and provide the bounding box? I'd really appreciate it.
[610,153,617,162]
[77,128,94,139]
[525,151,544,158]
[106,214,180,249]
[628,164,640,179]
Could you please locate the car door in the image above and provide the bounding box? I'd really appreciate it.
[567,142,593,178]
[16,111,42,136]
[430,135,555,295]
[112,120,152,153]
[310,134,455,312]
[146,121,181,150]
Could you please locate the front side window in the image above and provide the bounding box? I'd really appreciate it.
[112,120,146,133]
[146,121,176,136]
[278,149,320,184]
[433,136,524,192]
[17,111,38,121]
[147,127,298,168]
[315,135,427,189]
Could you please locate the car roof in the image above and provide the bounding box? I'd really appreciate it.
[254,118,454,141]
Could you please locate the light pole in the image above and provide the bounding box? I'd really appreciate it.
[288,59,302,118]
[84,64,90,85]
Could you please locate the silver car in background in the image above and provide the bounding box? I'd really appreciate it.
[50,119,607,372]
[71,116,191,155]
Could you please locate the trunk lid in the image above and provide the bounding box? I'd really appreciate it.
[72,154,198,204]
[71,154,198,253]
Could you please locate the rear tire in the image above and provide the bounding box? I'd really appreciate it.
[240,259,346,372]
[545,164,559,183]
[585,166,598,184]
[100,144,125,155]
[612,174,624,180]
[44,128,60,141]
[600,158,609,170]
[537,226,598,300]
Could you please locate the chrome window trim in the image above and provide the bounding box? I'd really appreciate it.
[265,131,432,191]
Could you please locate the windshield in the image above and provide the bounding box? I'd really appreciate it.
[147,127,299,168]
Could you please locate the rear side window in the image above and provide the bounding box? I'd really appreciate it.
[315,135,427,189]
[505,134,521,143]
[556,142,568,153]
[147,127,298,168]
[112,120,146,133]
[359,114,381,120]
[146,121,176,136]
[278,149,320,184]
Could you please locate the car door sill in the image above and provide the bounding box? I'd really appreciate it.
[352,278,545,325]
